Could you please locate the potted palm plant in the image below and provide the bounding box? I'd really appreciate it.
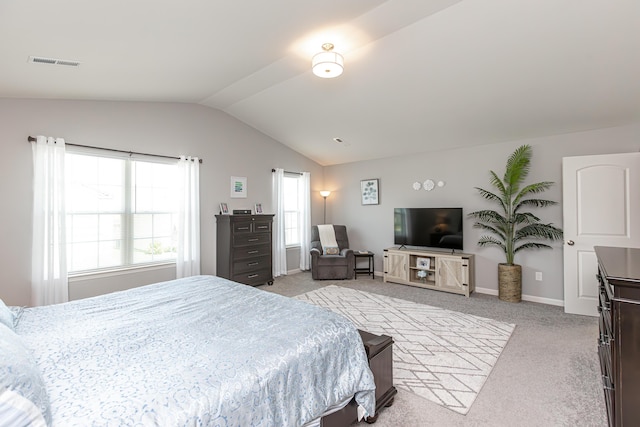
[468,144,563,302]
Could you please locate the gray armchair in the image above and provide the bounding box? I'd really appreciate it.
[310,225,355,280]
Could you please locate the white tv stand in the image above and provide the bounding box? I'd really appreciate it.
[383,247,475,297]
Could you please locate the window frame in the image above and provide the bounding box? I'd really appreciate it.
[65,147,179,276]
[283,173,303,248]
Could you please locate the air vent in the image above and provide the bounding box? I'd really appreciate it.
[28,56,81,67]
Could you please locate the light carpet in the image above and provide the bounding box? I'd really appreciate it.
[295,286,516,415]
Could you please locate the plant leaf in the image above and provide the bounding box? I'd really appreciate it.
[503,144,531,192]
[514,242,553,252]
[478,236,506,252]
[514,223,564,241]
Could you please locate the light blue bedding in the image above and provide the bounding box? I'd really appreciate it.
[14,275,375,426]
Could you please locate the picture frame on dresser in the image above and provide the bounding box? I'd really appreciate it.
[219,203,229,215]
[416,257,431,270]
[254,203,263,214]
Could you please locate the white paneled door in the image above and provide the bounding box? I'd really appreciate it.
[562,152,640,316]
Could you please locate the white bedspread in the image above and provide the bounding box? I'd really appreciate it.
[14,275,375,426]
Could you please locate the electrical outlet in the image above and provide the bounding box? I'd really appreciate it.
[535,272,542,281]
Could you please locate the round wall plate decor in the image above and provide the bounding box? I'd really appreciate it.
[423,179,435,191]
[413,181,421,190]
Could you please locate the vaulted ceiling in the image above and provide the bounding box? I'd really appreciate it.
[2,0,639,165]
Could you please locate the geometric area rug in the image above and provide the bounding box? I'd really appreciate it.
[294,286,516,415]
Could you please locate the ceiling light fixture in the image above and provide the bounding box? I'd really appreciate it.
[312,43,343,78]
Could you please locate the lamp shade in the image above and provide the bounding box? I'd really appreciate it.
[312,44,343,78]
[320,190,331,198]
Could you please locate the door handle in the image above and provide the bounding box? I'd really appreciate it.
[567,240,575,246]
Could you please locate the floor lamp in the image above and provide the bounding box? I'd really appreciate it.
[320,190,331,224]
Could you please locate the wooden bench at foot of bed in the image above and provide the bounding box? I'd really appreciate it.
[321,330,398,426]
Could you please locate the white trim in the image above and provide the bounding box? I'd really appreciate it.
[287,268,302,275]
[68,262,175,282]
[474,286,498,296]
[296,269,566,308]
[520,294,564,307]
[475,286,564,307]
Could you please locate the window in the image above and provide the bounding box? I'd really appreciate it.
[65,151,178,273]
[283,174,303,246]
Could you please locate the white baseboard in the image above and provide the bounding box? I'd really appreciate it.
[474,286,499,296]
[475,286,564,307]
[286,268,302,275]
[299,270,566,308]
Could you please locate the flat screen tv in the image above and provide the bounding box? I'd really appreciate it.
[394,207,463,250]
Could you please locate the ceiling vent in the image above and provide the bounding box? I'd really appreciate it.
[28,56,81,67]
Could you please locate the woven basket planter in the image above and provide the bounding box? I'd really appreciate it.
[498,263,522,303]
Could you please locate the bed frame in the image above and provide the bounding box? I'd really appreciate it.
[321,330,397,426]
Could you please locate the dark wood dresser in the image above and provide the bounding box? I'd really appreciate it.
[215,214,274,286]
[595,246,640,427]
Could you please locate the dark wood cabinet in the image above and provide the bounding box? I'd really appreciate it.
[321,330,396,426]
[216,214,274,286]
[595,246,640,427]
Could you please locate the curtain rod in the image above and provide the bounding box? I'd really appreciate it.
[271,168,302,175]
[27,136,203,163]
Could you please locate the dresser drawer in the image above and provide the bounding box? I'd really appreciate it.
[233,268,272,286]
[232,221,253,233]
[598,286,613,341]
[233,244,270,260]
[232,219,272,234]
[234,232,270,247]
[233,256,271,274]
[253,220,272,233]
[598,339,613,388]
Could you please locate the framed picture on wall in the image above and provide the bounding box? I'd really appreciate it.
[230,176,247,198]
[361,178,379,205]
[219,203,229,215]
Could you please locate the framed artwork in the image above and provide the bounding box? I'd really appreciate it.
[219,202,229,215]
[254,203,263,214]
[230,176,247,198]
[416,257,431,270]
[361,178,379,205]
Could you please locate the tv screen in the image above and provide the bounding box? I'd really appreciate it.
[394,208,463,250]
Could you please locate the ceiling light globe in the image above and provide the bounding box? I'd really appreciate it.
[312,51,344,78]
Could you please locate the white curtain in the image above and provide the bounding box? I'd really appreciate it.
[176,156,201,278]
[272,168,287,277]
[31,136,68,306]
[299,172,311,271]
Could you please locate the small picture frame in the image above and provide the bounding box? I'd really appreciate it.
[230,176,247,198]
[361,178,379,205]
[416,257,431,270]
[254,203,263,214]
[219,203,229,215]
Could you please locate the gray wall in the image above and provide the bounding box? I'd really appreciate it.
[1,97,638,306]
[324,123,640,304]
[0,99,323,305]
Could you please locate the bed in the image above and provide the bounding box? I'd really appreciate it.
[0,275,376,426]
